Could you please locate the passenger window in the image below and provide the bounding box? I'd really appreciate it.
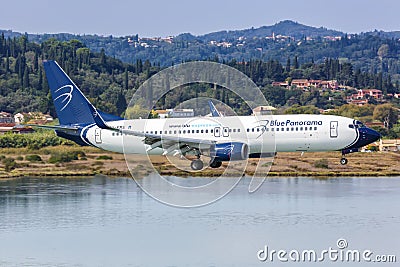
[247,129,250,132]
[174,130,177,134]
[281,128,284,131]
[305,127,308,131]
[276,128,279,131]
[211,129,213,133]
[238,129,240,133]
[201,129,204,133]
[205,129,208,133]
[252,128,255,132]
[183,130,186,134]
[314,127,317,130]
[257,128,260,132]
[196,130,199,133]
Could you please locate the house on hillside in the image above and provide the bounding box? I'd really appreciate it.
[154,110,169,119]
[320,80,339,90]
[291,79,309,89]
[271,81,289,88]
[14,112,54,125]
[347,89,383,105]
[252,106,276,116]
[308,80,322,88]
[357,89,383,100]
[379,139,400,152]
[0,111,14,123]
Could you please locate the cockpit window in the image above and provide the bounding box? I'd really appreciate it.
[352,120,365,129]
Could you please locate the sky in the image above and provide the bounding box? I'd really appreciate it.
[1,0,399,37]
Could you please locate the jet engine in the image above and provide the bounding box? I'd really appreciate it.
[210,142,249,161]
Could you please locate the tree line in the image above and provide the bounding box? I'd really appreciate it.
[0,35,399,128]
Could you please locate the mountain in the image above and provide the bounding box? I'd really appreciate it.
[200,20,344,41]
[1,20,400,81]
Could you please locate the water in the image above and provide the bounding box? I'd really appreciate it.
[0,176,399,266]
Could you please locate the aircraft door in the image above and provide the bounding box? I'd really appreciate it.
[330,121,338,138]
[95,128,102,144]
[214,127,221,137]
[222,127,229,137]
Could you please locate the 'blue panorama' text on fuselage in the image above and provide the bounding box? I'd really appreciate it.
[264,119,323,127]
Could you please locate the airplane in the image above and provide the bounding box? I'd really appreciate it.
[40,60,381,171]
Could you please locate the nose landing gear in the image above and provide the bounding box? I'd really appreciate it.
[340,148,359,165]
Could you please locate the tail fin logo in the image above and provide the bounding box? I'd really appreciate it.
[54,85,74,111]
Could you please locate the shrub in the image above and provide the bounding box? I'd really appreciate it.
[26,154,42,162]
[16,156,23,161]
[48,151,78,164]
[96,155,113,160]
[314,159,329,169]
[2,157,17,171]
[0,131,65,149]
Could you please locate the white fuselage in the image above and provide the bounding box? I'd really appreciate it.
[84,114,358,156]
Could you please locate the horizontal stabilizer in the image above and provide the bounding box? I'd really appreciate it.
[24,124,80,132]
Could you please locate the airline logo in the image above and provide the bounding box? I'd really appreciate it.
[54,85,74,111]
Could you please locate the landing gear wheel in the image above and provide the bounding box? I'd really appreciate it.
[191,159,204,170]
[209,159,222,168]
[340,158,348,165]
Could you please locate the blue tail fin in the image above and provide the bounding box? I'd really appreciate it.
[43,60,121,126]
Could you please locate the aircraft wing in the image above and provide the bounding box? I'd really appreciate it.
[117,128,216,154]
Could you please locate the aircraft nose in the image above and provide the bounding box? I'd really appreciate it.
[364,127,381,144]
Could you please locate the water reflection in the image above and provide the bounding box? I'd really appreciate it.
[0,176,399,266]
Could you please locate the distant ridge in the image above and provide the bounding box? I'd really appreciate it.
[1,20,399,40]
[1,20,400,73]
[199,20,344,41]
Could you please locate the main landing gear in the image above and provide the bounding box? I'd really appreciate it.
[190,159,204,170]
[209,159,222,168]
[188,148,223,171]
[190,148,204,171]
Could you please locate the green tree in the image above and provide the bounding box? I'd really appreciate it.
[373,104,399,129]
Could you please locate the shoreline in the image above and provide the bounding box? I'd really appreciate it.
[1,146,399,178]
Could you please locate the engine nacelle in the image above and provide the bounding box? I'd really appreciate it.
[210,142,249,161]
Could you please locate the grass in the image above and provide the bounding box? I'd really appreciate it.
[0,147,399,178]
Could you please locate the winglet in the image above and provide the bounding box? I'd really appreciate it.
[208,100,222,117]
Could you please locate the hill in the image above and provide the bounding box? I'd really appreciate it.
[1,20,400,83]
[200,20,344,41]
